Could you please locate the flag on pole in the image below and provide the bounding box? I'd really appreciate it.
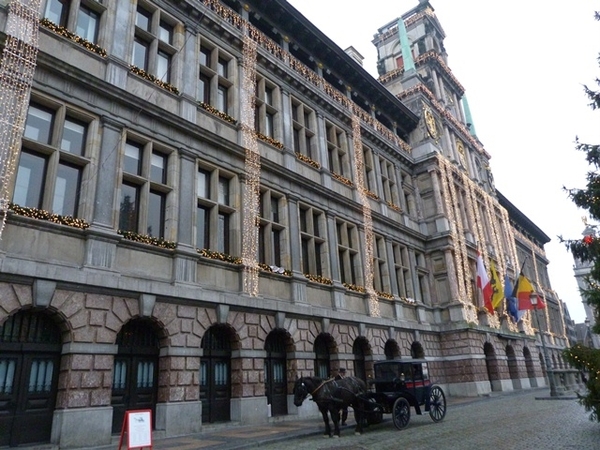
[512,272,546,310]
[505,274,522,322]
[490,260,504,309]
[476,253,493,313]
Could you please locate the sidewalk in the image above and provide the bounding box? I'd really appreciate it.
[106,392,493,450]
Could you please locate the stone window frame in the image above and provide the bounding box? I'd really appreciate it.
[392,242,413,299]
[325,120,350,180]
[14,95,97,220]
[298,203,327,277]
[336,219,361,286]
[258,189,287,269]
[254,74,280,140]
[119,132,176,239]
[43,0,107,46]
[291,97,316,160]
[198,38,236,115]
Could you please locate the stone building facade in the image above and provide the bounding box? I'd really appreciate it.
[0,0,577,448]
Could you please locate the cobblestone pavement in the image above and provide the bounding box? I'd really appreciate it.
[255,390,599,450]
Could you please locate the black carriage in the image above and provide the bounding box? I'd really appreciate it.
[359,359,447,430]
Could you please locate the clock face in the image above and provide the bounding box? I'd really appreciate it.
[423,106,438,139]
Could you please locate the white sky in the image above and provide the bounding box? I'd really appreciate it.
[288,0,600,323]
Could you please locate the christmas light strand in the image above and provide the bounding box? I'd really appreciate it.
[240,34,260,297]
[352,115,379,317]
[0,0,41,240]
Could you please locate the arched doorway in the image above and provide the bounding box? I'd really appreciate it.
[264,329,287,416]
[0,310,62,447]
[484,342,500,392]
[506,345,521,390]
[314,334,333,378]
[384,339,400,360]
[111,319,160,433]
[410,341,424,359]
[523,347,537,387]
[201,325,232,423]
[352,337,370,381]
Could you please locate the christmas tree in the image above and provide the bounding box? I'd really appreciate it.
[562,11,600,422]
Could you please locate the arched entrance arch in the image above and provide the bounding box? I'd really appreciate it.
[264,329,289,416]
[523,347,537,387]
[111,318,161,433]
[352,336,371,381]
[0,309,62,446]
[201,324,235,423]
[505,345,521,390]
[410,341,424,359]
[314,333,335,378]
[384,339,400,360]
[484,342,500,392]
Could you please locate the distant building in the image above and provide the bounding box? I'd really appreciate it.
[0,0,578,447]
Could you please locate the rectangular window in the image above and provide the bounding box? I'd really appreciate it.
[61,118,87,155]
[217,213,229,253]
[197,169,210,198]
[218,177,229,205]
[337,220,360,285]
[198,42,233,116]
[136,6,152,31]
[159,21,173,44]
[124,141,142,175]
[119,183,139,232]
[44,0,68,26]
[132,38,149,70]
[217,86,228,113]
[299,205,326,276]
[147,191,165,237]
[198,74,210,104]
[196,205,209,249]
[157,51,170,82]
[291,98,315,160]
[14,151,47,209]
[76,5,99,43]
[53,162,81,217]
[150,152,167,184]
[24,105,54,144]
[258,190,285,268]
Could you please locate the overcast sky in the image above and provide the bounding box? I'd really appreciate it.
[288,0,600,323]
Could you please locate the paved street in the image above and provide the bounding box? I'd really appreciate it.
[256,390,599,450]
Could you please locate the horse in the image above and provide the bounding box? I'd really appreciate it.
[293,375,367,438]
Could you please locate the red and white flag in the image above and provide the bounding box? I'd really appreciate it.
[476,253,493,313]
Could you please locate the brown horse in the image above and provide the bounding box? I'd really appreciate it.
[293,376,367,438]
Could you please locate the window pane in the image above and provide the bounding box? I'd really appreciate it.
[53,162,81,216]
[264,86,273,105]
[61,118,87,155]
[44,0,68,26]
[217,58,228,78]
[150,152,166,184]
[197,169,210,198]
[199,47,211,67]
[271,197,279,222]
[124,142,142,175]
[217,86,227,112]
[136,6,152,31]
[272,229,281,267]
[265,113,274,137]
[218,177,229,205]
[119,183,139,231]
[196,206,208,248]
[24,105,53,144]
[132,39,149,70]
[217,213,229,253]
[147,191,165,237]
[157,51,170,82]
[13,151,47,209]
[199,74,210,103]
[159,21,173,44]
[76,6,99,43]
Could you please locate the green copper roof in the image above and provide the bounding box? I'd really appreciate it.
[461,95,477,136]
[398,18,415,72]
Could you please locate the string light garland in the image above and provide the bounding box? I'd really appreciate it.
[198,101,237,124]
[255,132,284,150]
[386,201,402,212]
[304,273,333,285]
[240,34,260,297]
[197,248,242,264]
[0,0,41,240]
[295,152,321,169]
[129,65,180,95]
[331,171,354,187]
[9,203,90,229]
[118,230,177,249]
[352,115,380,317]
[344,283,366,293]
[40,18,107,58]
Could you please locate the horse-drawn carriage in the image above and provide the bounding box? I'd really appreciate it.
[360,359,447,429]
[293,359,446,438]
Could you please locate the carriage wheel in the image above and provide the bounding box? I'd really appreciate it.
[429,385,447,422]
[392,397,411,430]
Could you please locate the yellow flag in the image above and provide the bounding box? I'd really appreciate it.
[490,260,504,309]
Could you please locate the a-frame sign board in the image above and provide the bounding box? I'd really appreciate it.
[118,409,153,450]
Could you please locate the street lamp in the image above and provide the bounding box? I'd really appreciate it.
[530,292,558,397]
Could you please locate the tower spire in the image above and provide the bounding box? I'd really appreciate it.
[461,95,477,137]
[397,17,415,73]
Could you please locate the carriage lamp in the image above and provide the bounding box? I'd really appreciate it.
[399,373,405,382]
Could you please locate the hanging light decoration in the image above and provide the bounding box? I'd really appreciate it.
[240,33,260,297]
[0,0,41,240]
